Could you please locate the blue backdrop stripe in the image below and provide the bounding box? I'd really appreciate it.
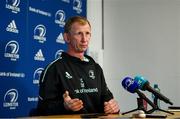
[0,0,86,117]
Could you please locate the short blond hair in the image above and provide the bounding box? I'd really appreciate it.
[64,16,91,33]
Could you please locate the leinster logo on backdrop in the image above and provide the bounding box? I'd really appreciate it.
[73,0,82,14]
[33,68,44,85]
[4,40,19,61]
[55,49,64,59]
[5,0,20,14]
[3,89,19,110]
[55,10,66,27]
[33,24,46,43]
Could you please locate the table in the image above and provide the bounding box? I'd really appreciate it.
[18,111,180,119]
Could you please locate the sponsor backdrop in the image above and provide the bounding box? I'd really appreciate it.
[0,0,86,118]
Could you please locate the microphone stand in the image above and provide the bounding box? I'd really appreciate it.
[122,98,147,115]
[122,90,157,115]
[147,96,174,115]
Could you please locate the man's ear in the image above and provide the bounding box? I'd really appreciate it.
[63,33,70,43]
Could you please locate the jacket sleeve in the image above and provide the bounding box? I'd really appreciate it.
[37,64,70,115]
[96,64,114,102]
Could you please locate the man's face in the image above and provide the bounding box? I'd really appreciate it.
[66,22,91,53]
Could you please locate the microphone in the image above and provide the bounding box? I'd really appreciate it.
[122,77,138,93]
[122,77,157,109]
[134,75,173,105]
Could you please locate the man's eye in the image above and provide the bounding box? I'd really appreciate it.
[86,32,90,35]
[74,32,81,35]
[73,32,91,36]
[77,32,82,35]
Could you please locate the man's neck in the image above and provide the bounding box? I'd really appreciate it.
[67,50,84,60]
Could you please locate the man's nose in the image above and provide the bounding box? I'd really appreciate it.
[81,33,87,41]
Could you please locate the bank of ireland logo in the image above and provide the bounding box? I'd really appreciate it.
[33,24,46,43]
[5,0,20,14]
[3,89,19,110]
[56,33,65,44]
[6,20,19,34]
[33,68,44,85]
[55,10,66,27]
[73,0,82,14]
[55,49,64,59]
[4,40,19,61]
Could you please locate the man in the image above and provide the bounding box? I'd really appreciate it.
[37,16,119,115]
